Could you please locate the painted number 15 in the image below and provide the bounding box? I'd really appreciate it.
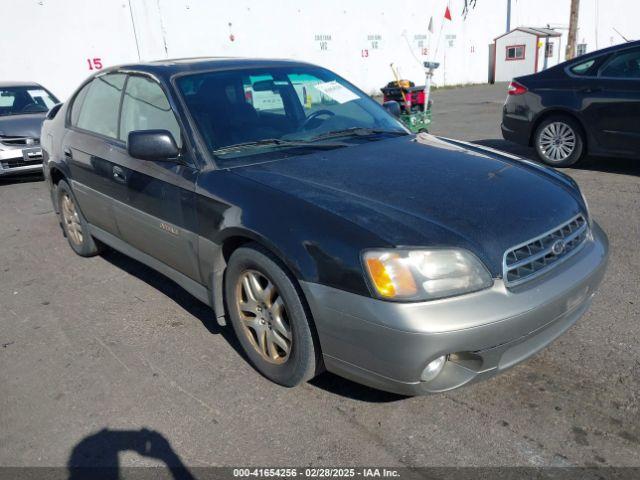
[87,58,103,70]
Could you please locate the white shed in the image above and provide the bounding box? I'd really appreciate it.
[494,27,563,82]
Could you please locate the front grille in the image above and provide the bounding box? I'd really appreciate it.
[0,137,39,146]
[503,214,589,287]
[1,153,43,169]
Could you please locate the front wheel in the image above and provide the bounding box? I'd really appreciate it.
[534,115,585,167]
[224,244,321,387]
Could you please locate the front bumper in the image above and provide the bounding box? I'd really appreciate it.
[301,222,609,395]
[0,147,44,176]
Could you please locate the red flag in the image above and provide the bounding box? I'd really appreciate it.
[444,6,452,20]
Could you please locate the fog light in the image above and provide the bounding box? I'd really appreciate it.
[421,355,447,382]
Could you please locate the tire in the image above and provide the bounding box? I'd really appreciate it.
[57,180,102,257]
[225,243,321,387]
[533,115,585,167]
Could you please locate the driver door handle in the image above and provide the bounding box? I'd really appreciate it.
[112,165,127,183]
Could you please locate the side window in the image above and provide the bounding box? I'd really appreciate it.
[70,82,92,126]
[506,45,525,61]
[76,74,126,138]
[600,49,640,78]
[119,75,182,148]
[545,42,554,58]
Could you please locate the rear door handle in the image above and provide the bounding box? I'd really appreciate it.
[63,148,72,159]
[579,87,602,94]
[112,165,127,183]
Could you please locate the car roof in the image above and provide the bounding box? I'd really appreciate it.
[0,81,44,88]
[574,39,640,60]
[531,39,640,78]
[106,57,319,80]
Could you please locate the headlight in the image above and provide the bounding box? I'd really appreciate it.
[363,249,493,301]
[578,188,592,227]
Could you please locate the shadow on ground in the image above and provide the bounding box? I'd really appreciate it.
[68,428,195,479]
[100,248,403,403]
[0,172,44,186]
[473,139,640,177]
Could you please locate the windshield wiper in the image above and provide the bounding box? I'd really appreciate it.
[308,127,409,142]
[212,138,346,155]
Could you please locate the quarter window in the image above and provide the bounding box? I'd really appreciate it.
[70,82,92,126]
[570,59,596,75]
[506,45,525,61]
[600,49,640,78]
[75,74,126,138]
[119,75,182,147]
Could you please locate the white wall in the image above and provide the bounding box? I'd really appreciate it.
[1,0,638,101]
[1,0,140,100]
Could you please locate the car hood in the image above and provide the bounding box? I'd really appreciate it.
[0,113,46,139]
[232,135,584,275]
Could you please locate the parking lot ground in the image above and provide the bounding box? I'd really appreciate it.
[1,83,639,470]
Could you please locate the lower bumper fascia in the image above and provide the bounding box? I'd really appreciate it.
[0,163,44,176]
[301,223,608,395]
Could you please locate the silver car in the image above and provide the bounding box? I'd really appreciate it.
[0,82,59,177]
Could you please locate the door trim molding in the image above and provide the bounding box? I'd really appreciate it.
[89,224,212,307]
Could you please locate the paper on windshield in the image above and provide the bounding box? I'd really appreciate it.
[313,81,360,104]
[27,89,49,99]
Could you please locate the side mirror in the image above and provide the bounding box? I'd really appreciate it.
[382,100,401,118]
[127,130,179,161]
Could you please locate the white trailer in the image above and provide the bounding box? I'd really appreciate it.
[494,27,563,82]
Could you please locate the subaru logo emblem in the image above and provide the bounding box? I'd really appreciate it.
[551,239,566,255]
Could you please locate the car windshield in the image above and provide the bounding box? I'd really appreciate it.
[176,66,407,165]
[0,86,58,116]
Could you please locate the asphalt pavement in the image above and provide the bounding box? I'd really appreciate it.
[1,83,639,471]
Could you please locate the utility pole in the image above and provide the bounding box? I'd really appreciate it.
[506,0,512,33]
[565,0,580,60]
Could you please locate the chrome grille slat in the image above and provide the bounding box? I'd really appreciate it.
[503,214,589,287]
[507,222,587,270]
[0,136,39,146]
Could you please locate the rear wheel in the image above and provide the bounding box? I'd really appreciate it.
[534,115,585,167]
[57,180,101,257]
[225,244,321,387]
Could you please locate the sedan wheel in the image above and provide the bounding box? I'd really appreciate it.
[236,270,292,364]
[225,244,321,387]
[61,192,84,246]
[538,122,576,162]
[533,115,585,167]
[56,179,101,257]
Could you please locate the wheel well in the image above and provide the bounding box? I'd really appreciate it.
[50,167,65,186]
[219,235,323,372]
[221,235,253,263]
[529,110,588,151]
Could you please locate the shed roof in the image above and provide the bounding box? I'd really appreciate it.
[494,27,562,42]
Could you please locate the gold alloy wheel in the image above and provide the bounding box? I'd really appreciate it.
[61,192,83,246]
[236,270,292,364]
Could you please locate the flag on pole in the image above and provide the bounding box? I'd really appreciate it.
[444,6,452,21]
[428,16,434,33]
